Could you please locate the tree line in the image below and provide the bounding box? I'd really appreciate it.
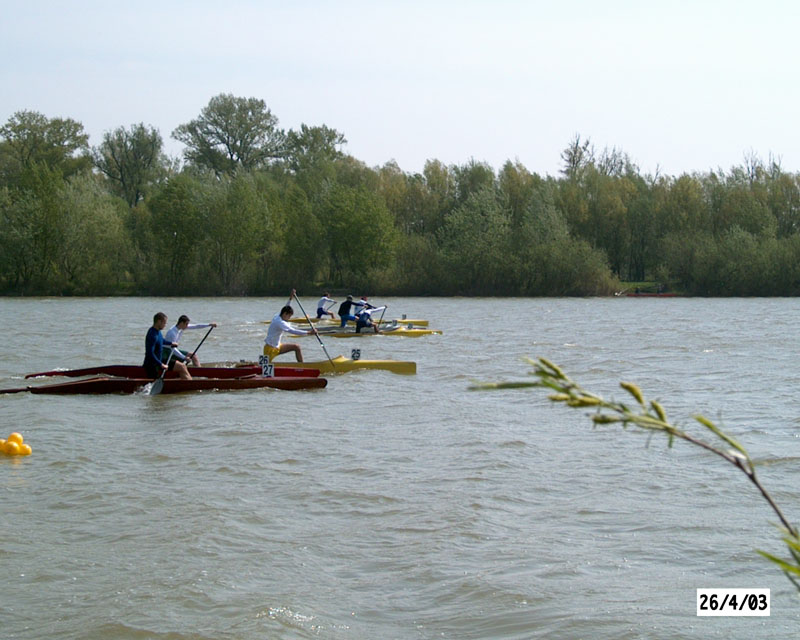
[3,93,800,296]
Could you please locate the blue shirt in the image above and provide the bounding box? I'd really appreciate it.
[144,326,166,368]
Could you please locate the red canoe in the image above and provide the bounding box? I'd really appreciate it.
[25,364,319,379]
[1,375,326,395]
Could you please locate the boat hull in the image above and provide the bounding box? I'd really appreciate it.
[625,293,679,297]
[26,364,319,380]
[238,354,416,375]
[296,317,430,327]
[310,326,441,338]
[16,375,326,395]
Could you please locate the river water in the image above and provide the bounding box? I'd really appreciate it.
[1,296,800,639]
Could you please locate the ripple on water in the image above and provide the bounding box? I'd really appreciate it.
[3,297,800,639]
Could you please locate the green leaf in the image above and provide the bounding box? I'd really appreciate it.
[757,550,800,576]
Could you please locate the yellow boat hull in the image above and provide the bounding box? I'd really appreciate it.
[257,354,416,375]
[294,317,430,327]
[327,326,441,338]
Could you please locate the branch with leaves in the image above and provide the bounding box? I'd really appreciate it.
[470,357,800,589]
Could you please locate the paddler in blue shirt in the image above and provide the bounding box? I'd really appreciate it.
[144,312,191,379]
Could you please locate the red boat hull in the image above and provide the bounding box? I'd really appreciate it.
[26,364,319,379]
[14,375,327,395]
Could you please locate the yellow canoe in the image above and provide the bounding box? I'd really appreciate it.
[384,317,428,327]
[232,354,416,375]
[293,317,430,327]
[311,325,442,338]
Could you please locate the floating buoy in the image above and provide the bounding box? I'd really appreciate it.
[2,432,31,456]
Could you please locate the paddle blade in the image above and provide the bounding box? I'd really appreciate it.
[148,377,164,395]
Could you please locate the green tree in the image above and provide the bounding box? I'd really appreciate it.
[316,182,398,286]
[437,187,513,294]
[0,163,65,291]
[93,123,167,207]
[391,233,445,294]
[624,171,659,281]
[581,167,635,277]
[249,172,286,294]
[555,176,590,238]
[56,174,131,293]
[377,161,412,231]
[510,188,618,296]
[715,180,775,237]
[332,155,382,192]
[281,183,324,289]
[559,133,593,181]
[767,171,800,237]
[199,173,267,294]
[147,173,205,292]
[172,94,287,174]
[498,160,542,227]
[0,110,91,184]
[657,174,710,235]
[0,168,129,294]
[452,158,495,206]
[284,123,346,191]
[420,159,456,235]
[0,186,35,290]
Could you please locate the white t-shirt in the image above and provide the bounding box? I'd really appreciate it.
[164,323,213,361]
[265,313,308,348]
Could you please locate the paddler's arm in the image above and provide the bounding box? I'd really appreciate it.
[279,317,310,336]
[171,344,191,363]
[187,322,218,330]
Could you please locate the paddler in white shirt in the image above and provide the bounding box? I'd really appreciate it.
[316,293,337,319]
[355,299,380,333]
[264,303,317,362]
[163,315,217,366]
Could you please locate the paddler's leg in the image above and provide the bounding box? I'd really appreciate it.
[263,344,280,365]
[277,343,303,362]
[263,342,303,362]
[179,348,199,367]
[173,359,192,380]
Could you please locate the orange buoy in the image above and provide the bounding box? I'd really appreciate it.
[3,440,20,456]
[7,432,23,446]
[2,433,31,456]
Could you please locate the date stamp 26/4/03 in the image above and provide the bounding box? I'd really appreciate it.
[697,589,770,616]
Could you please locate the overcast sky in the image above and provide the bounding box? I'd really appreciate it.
[2,0,798,178]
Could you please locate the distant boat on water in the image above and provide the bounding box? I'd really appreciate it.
[624,292,680,297]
